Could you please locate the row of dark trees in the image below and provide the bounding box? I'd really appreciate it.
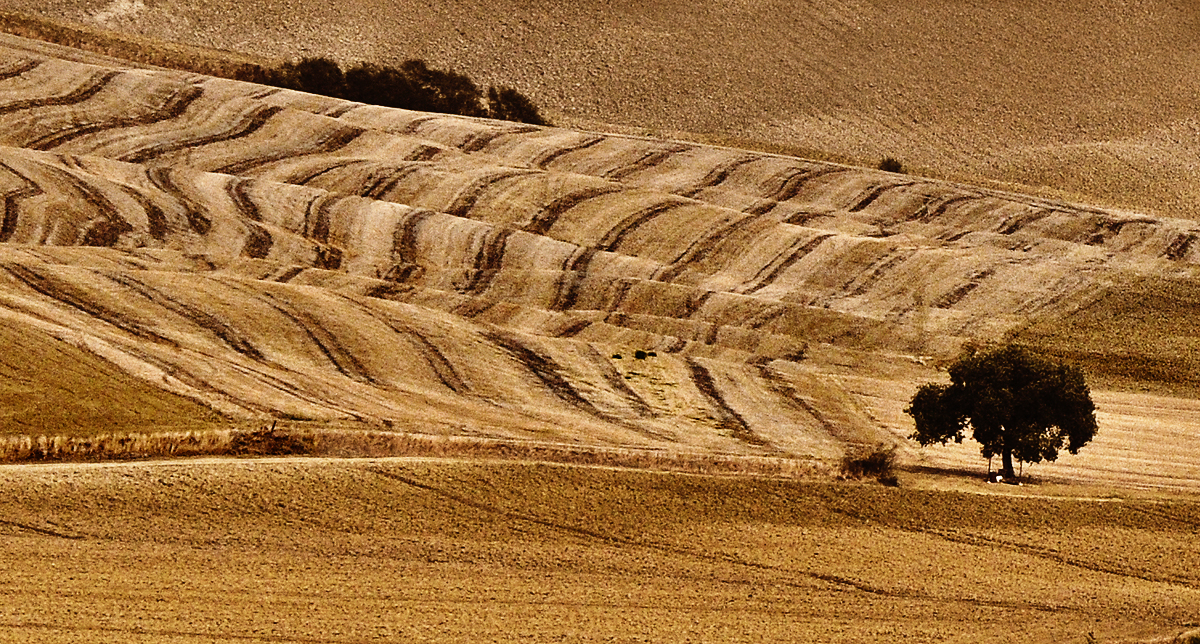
[262,57,548,126]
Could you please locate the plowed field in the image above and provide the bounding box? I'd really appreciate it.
[0,458,1197,643]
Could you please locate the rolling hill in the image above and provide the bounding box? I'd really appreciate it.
[7,0,1200,221]
[0,29,1197,488]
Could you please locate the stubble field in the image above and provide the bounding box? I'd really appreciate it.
[0,458,1198,644]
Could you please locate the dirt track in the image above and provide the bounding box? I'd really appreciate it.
[0,457,1197,643]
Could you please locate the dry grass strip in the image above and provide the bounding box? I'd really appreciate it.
[0,424,835,479]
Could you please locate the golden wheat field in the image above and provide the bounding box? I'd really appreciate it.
[0,8,1197,642]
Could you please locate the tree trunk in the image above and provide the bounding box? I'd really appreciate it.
[1000,448,1016,480]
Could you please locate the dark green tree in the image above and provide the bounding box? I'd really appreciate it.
[905,345,1098,480]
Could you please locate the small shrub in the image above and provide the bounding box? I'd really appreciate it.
[878,157,904,173]
[634,350,648,360]
[842,444,899,486]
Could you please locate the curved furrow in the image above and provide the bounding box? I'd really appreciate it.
[0,58,40,82]
[603,143,693,181]
[845,180,917,213]
[523,184,624,236]
[0,160,43,243]
[909,193,979,224]
[549,247,599,311]
[994,208,1053,235]
[581,344,657,420]
[483,330,616,421]
[651,212,763,284]
[594,199,690,252]
[0,263,177,346]
[676,154,760,199]
[226,177,261,222]
[251,288,378,385]
[108,273,266,361]
[145,166,211,235]
[0,68,117,116]
[532,134,606,169]
[841,250,914,298]
[222,178,275,259]
[755,363,857,444]
[459,125,539,154]
[444,168,541,218]
[761,166,848,204]
[454,225,514,296]
[38,161,132,247]
[115,103,284,165]
[387,208,436,268]
[333,295,471,395]
[300,193,336,244]
[1164,232,1199,261]
[685,358,769,448]
[284,158,370,187]
[362,164,428,201]
[214,122,367,176]
[25,84,204,151]
[737,232,833,295]
[111,181,168,241]
[932,268,996,309]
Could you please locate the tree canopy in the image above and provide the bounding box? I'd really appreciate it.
[905,345,1098,480]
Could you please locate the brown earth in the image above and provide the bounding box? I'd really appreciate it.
[6,0,1200,221]
[0,457,1197,643]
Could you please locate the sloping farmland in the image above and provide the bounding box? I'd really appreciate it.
[1,40,1199,485]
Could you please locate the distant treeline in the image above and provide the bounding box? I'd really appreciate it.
[263,57,548,126]
[0,11,548,126]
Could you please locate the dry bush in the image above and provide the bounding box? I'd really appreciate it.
[841,444,900,486]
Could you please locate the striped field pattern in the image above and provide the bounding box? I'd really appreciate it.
[2,37,1200,486]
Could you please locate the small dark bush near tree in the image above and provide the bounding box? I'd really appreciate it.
[906,344,1098,481]
[263,56,548,125]
[879,157,904,173]
[842,444,899,486]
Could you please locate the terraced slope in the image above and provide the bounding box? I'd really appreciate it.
[2,39,1200,485]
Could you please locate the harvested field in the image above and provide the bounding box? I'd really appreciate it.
[0,22,1196,642]
[0,32,1196,490]
[0,458,1196,643]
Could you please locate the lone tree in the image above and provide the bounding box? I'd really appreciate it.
[905,344,1098,480]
